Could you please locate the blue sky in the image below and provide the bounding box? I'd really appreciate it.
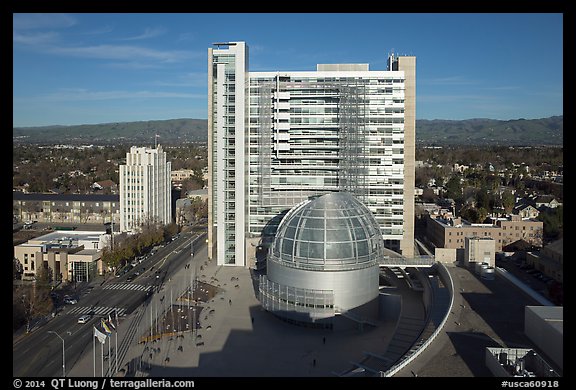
[13,13,563,127]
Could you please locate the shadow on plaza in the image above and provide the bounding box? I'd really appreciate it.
[123,302,383,377]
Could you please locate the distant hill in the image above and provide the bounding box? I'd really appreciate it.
[415,116,563,146]
[13,118,207,145]
[13,116,563,146]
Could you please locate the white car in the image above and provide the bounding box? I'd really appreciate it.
[78,314,92,324]
[64,298,78,305]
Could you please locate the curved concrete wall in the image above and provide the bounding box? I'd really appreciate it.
[267,259,379,311]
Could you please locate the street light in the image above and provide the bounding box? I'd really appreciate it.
[47,330,65,377]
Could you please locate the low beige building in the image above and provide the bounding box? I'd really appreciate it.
[526,239,563,283]
[14,230,106,282]
[426,214,543,252]
[497,215,543,248]
[171,169,195,184]
[13,192,119,225]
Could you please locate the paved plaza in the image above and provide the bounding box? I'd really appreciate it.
[67,246,400,377]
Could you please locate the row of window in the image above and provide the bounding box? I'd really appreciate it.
[19,201,117,207]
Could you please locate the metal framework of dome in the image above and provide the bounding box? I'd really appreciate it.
[270,192,384,271]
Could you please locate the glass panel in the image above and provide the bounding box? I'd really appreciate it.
[350,217,362,228]
[325,229,351,242]
[301,228,324,242]
[281,239,294,256]
[285,226,297,240]
[297,241,309,258]
[354,228,367,240]
[326,242,352,259]
[357,241,369,256]
[308,242,324,259]
[304,218,324,229]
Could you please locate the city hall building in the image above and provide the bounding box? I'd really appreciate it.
[208,41,415,267]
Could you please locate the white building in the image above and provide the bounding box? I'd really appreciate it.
[120,145,172,233]
[464,236,495,268]
[208,41,415,267]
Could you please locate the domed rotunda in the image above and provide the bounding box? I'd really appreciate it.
[258,192,384,328]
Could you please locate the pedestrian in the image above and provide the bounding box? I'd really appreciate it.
[323,336,326,345]
[312,359,316,367]
[229,299,232,305]
[251,316,254,324]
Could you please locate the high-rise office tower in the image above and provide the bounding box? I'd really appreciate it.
[120,145,172,233]
[208,41,415,267]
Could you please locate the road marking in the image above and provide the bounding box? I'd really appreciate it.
[66,306,126,317]
[103,283,149,291]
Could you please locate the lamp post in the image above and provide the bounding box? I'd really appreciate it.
[47,330,65,377]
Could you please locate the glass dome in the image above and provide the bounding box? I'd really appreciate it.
[270,192,384,271]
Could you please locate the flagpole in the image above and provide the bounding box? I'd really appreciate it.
[101,340,104,377]
[93,327,96,377]
[108,332,111,376]
[115,311,118,374]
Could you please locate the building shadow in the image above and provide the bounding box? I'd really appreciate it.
[459,268,540,349]
[138,302,392,377]
[446,331,501,377]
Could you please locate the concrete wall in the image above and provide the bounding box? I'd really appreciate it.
[267,259,379,312]
[398,56,416,258]
[524,306,563,370]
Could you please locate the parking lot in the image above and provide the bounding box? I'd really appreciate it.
[495,256,557,303]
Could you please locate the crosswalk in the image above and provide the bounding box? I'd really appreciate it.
[66,305,126,317]
[103,283,151,292]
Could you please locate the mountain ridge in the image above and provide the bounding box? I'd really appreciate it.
[13,115,563,146]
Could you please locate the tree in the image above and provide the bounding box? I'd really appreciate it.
[501,190,515,214]
[15,284,53,333]
[537,206,563,241]
[475,188,490,210]
[35,263,53,287]
[460,205,488,223]
[444,176,463,201]
[421,188,438,203]
[13,258,23,280]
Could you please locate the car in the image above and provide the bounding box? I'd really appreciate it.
[65,298,78,305]
[78,314,92,324]
[126,275,135,282]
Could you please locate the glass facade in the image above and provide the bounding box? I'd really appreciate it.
[248,71,406,250]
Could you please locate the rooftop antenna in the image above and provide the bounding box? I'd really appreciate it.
[388,48,395,71]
